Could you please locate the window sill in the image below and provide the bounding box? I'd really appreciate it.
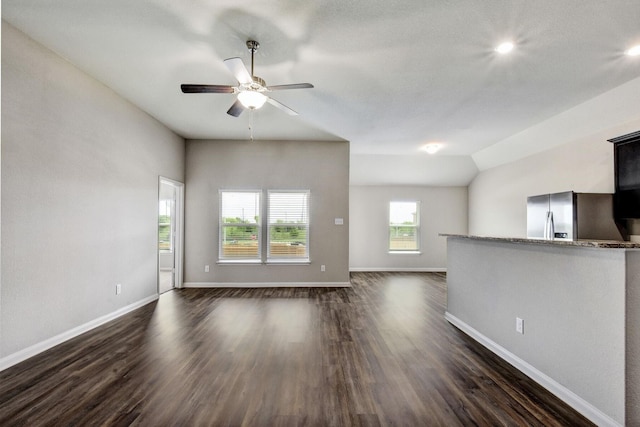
[217,259,262,265]
[388,251,422,255]
[217,259,312,266]
[266,259,311,265]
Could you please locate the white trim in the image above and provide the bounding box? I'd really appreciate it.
[349,267,446,272]
[389,199,421,253]
[217,260,262,265]
[444,312,622,427]
[159,177,185,289]
[0,295,158,373]
[216,259,312,265]
[219,189,263,263]
[183,282,351,288]
[265,259,311,265]
[267,189,310,260]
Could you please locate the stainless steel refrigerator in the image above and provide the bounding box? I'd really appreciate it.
[526,191,623,240]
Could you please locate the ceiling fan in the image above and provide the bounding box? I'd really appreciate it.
[181,40,313,117]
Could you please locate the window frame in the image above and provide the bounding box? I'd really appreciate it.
[388,200,421,254]
[218,190,262,263]
[267,190,311,263]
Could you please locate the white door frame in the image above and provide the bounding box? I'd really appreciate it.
[158,176,185,290]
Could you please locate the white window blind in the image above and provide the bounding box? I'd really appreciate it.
[219,191,261,260]
[268,191,310,260]
[389,201,420,252]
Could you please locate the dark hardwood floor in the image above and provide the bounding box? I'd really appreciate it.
[0,272,593,426]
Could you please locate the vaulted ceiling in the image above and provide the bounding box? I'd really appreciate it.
[3,1,640,185]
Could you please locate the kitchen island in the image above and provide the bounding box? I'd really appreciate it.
[442,234,639,427]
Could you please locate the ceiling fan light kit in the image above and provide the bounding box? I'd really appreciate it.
[238,90,267,109]
[181,39,313,117]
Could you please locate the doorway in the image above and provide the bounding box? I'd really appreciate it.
[158,177,184,294]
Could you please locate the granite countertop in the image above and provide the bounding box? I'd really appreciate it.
[440,234,640,249]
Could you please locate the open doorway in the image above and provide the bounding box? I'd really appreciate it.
[158,177,184,294]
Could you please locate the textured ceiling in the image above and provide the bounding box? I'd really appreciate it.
[3,1,640,185]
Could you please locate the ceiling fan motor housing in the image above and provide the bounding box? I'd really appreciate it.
[250,76,266,90]
[246,40,260,51]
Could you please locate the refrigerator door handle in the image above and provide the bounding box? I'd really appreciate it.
[544,211,552,240]
[544,211,555,240]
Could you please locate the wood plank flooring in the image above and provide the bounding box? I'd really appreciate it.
[0,272,593,426]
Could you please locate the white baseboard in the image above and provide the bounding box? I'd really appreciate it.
[0,295,159,373]
[444,312,622,427]
[183,282,351,288]
[349,267,446,272]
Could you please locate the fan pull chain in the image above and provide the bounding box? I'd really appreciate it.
[249,110,254,142]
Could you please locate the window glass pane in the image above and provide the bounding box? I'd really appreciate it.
[158,199,173,252]
[221,225,259,258]
[270,225,307,244]
[268,191,309,259]
[268,192,309,224]
[389,201,420,251]
[221,192,260,224]
[389,226,418,250]
[220,191,261,260]
[222,225,259,243]
[390,201,418,225]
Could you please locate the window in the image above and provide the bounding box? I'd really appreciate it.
[268,191,310,261]
[389,201,420,252]
[219,191,261,261]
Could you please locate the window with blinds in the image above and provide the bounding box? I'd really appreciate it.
[389,201,420,252]
[268,191,310,260]
[219,191,261,260]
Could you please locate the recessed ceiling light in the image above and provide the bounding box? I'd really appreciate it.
[626,44,640,56]
[421,143,442,154]
[495,41,514,54]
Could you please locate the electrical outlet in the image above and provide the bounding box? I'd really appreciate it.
[116,284,122,295]
[321,265,326,272]
[205,265,210,273]
[516,317,524,334]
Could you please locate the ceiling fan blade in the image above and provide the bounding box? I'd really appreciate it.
[227,99,245,117]
[267,83,314,91]
[224,57,253,85]
[181,84,235,94]
[267,97,298,115]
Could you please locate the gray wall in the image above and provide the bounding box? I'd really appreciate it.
[447,237,629,425]
[468,121,640,237]
[349,185,467,271]
[1,23,185,358]
[627,251,640,424]
[184,139,350,285]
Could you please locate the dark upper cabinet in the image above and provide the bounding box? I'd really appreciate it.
[609,131,640,219]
